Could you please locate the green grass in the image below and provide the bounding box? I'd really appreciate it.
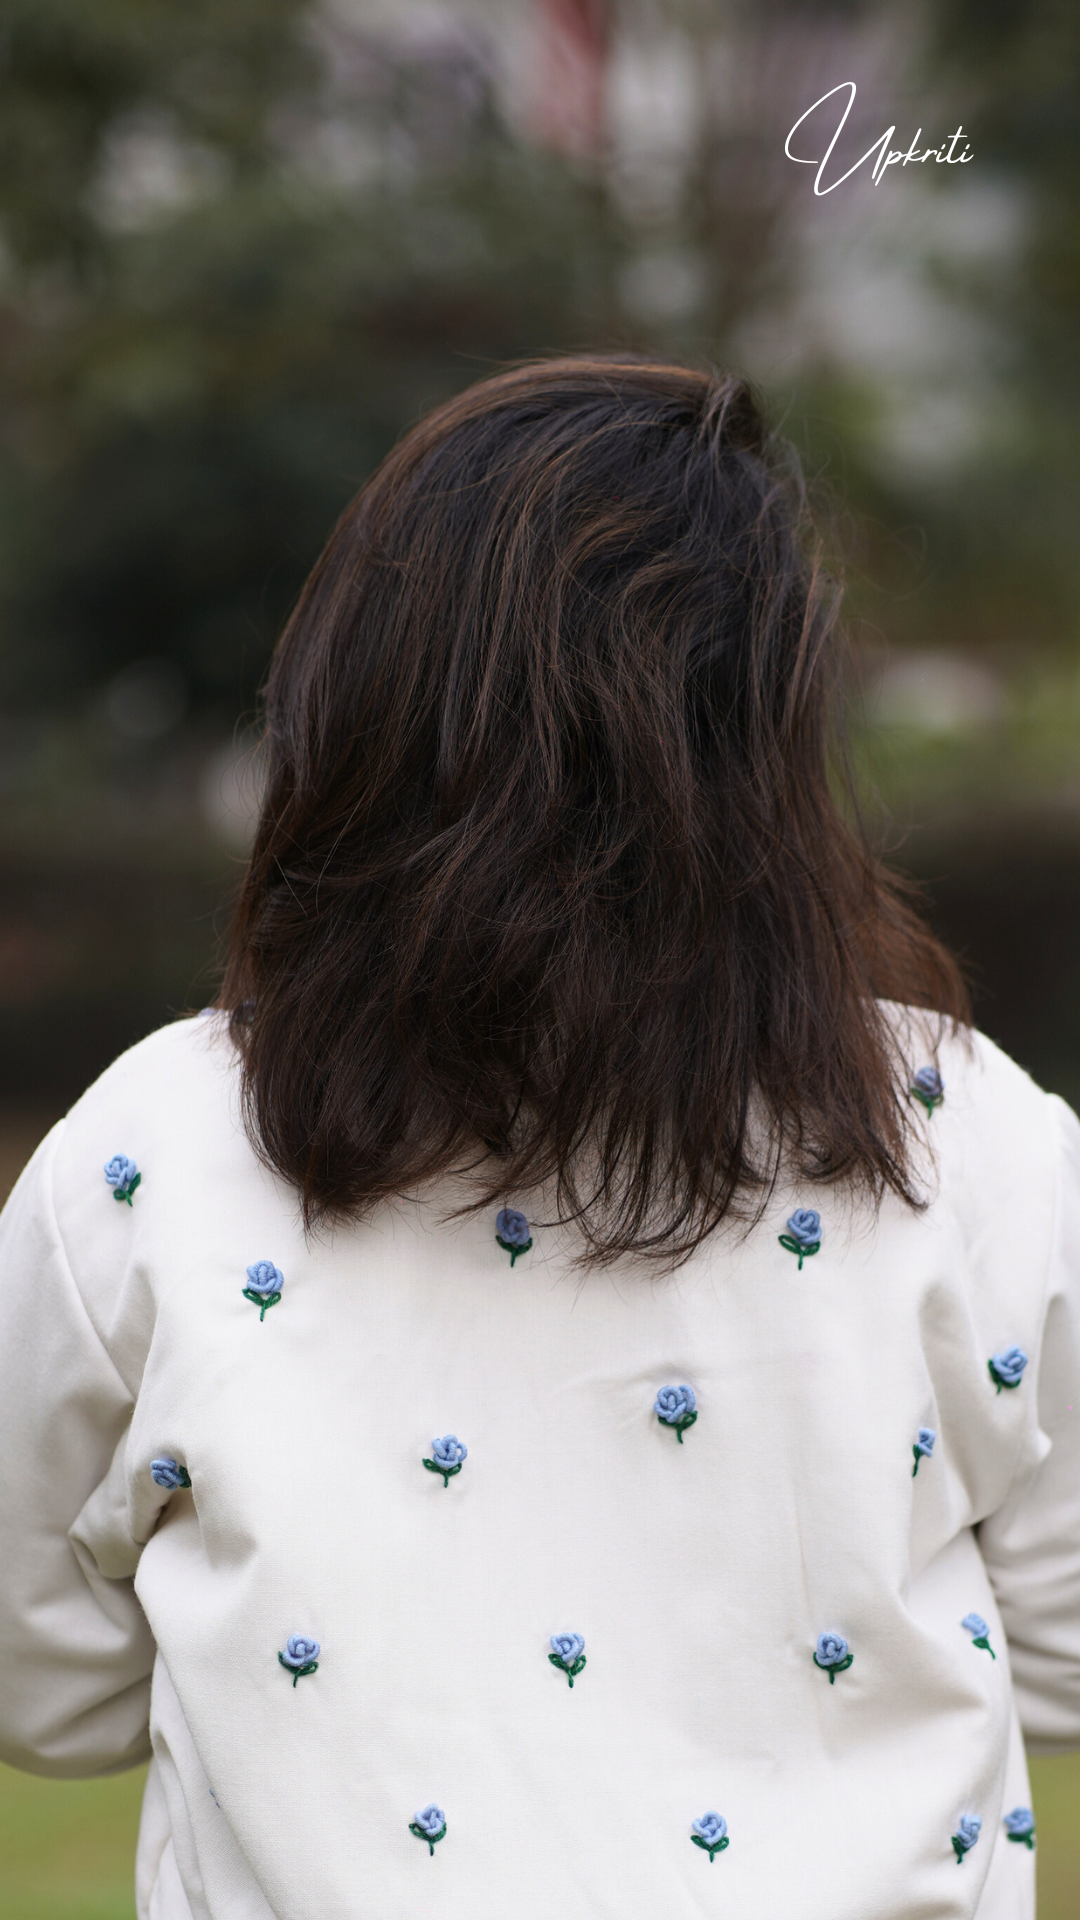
[0,1754,1076,1916]
[0,1763,145,1920]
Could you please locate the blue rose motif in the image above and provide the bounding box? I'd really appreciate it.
[1003,1806,1035,1849]
[104,1154,141,1205]
[912,1426,936,1476]
[779,1208,821,1269]
[243,1259,284,1320]
[952,1813,982,1862]
[690,1812,729,1862]
[549,1632,586,1687]
[278,1633,320,1685]
[150,1456,191,1491]
[961,1612,995,1658]
[989,1346,1028,1392]
[813,1630,853,1682]
[495,1207,532,1265]
[423,1434,468,1487]
[654,1383,698,1442]
[911,1065,945,1113]
[409,1802,447,1855]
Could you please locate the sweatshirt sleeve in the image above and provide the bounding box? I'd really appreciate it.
[978,1092,1080,1754]
[0,1120,154,1777]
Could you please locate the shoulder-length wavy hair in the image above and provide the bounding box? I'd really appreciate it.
[222,355,968,1261]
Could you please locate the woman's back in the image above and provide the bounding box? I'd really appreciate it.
[2,1005,1077,1918]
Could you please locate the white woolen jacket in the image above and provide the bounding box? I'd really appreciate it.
[1,1012,1079,1920]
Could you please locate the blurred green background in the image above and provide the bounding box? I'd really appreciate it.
[0,0,1077,1909]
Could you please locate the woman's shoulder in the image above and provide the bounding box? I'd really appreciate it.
[881,1002,1074,1275]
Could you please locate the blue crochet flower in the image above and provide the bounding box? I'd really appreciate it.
[409,1803,447,1856]
[952,1813,982,1862]
[495,1207,532,1265]
[912,1426,936,1476]
[779,1208,821,1269]
[690,1813,729,1862]
[243,1260,284,1320]
[989,1346,1028,1392]
[150,1457,191,1491]
[104,1154,141,1205]
[1003,1807,1035,1850]
[423,1434,467,1487]
[549,1632,586,1687]
[278,1634,319,1685]
[961,1612,996,1658]
[813,1631,853,1682]
[654,1383,697,1442]
[911,1065,945,1114]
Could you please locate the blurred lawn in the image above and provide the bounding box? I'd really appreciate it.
[0,1122,1076,1916]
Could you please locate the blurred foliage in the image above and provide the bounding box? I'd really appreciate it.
[0,0,1074,733]
[0,0,1076,1093]
[0,0,626,723]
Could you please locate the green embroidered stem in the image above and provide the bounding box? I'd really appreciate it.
[778,1233,820,1270]
[243,1288,281,1321]
[911,1089,943,1116]
[409,1821,446,1855]
[113,1172,141,1206]
[952,1838,968,1863]
[988,1360,1020,1393]
[973,1636,996,1659]
[496,1234,533,1266]
[176,1466,192,1489]
[661,1409,698,1443]
[548,1652,586,1687]
[691,1835,729,1862]
[422,1459,462,1488]
[278,1654,318,1685]
[1006,1833,1035,1850]
[814,1652,853,1682]
[912,1452,920,1477]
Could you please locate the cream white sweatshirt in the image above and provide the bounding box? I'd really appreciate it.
[1,1011,1078,1920]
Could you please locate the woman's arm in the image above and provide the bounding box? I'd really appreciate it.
[0,1122,154,1776]
[978,1093,1080,1753]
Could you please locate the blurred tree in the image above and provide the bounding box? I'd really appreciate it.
[0,0,622,721]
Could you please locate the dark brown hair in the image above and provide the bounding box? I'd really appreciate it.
[222,355,968,1261]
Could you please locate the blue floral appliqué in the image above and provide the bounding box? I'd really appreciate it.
[243,1260,284,1320]
[278,1634,319,1685]
[910,1065,945,1114]
[549,1633,586,1687]
[495,1208,532,1265]
[779,1208,821,1269]
[423,1435,467,1487]
[410,1804,447,1856]
[150,1457,191,1491]
[952,1813,982,1862]
[912,1426,936,1477]
[813,1631,853,1682]
[989,1346,1028,1392]
[961,1612,996,1658]
[654,1383,697,1442]
[1003,1807,1035,1850]
[104,1154,141,1205]
[690,1813,729,1862]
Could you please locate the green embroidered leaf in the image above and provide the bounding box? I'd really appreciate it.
[496,1233,533,1266]
[243,1288,281,1321]
[278,1654,318,1685]
[911,1089,943,1115]
[409,1822,446,1853]
[814,1652,853,1681]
